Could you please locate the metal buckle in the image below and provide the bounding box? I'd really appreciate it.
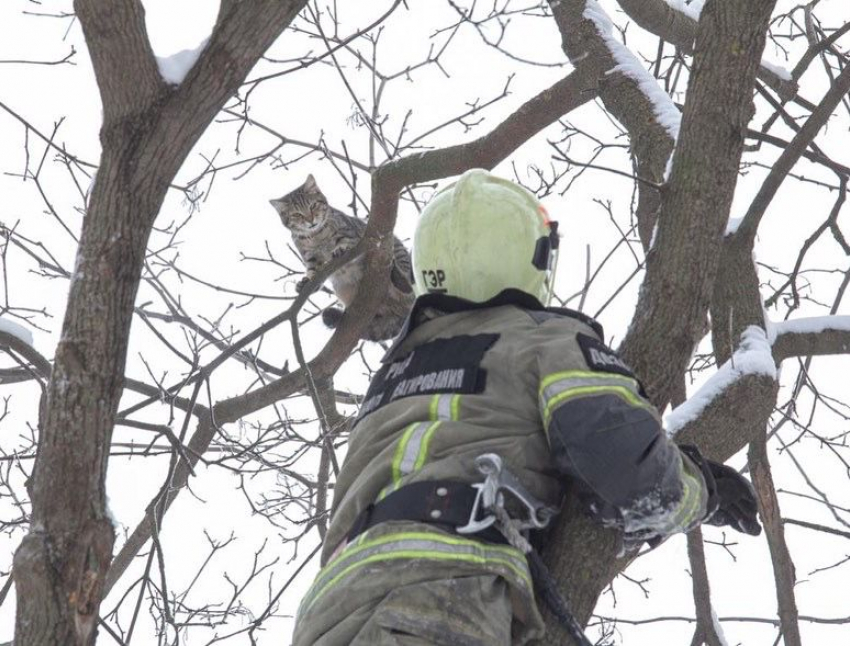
[455,481,498,534]
[457,453,557,534]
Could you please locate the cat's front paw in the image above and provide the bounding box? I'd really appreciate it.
[296,276,311,294]
[322,307,345,328]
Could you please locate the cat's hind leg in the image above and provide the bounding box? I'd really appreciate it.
[321,306,345,328]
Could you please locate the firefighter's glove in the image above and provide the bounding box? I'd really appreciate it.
[680,445,761,536]
[704,461,761,536]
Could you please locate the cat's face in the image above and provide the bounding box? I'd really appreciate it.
[270,175,329,233]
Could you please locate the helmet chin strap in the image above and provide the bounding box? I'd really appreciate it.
[544,244,560,305]
[533,221,560,305]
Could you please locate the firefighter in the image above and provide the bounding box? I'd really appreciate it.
[292,169,760,645]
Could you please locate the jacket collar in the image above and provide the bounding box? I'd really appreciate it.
[382,288,604,363]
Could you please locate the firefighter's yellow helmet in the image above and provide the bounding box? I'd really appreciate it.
[413,169,559,304]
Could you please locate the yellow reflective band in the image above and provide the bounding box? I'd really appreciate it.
[542,385,653,428]
[539,369,637,395]
[429,394,462,421]
[670,468,702,531]
[376,484,394,501]
[302,531,530,613]
[381,420,443,501]
[414,422,441,470]
[324,531,525,578]
[308,531,529,604]
[391,423,420,483]
[305,550,530,612]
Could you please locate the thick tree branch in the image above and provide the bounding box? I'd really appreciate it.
[710,235,766,364]
[675,373,777,461]
[158,0,310,157]
[615,0,798,100]
[14,2,311,643]
[772,322,850,362]
[73,0,164,121]
[749,433,802,646]
[548,0,675,249]
[541,3,778,640]
[621,0,776,409]
[385,71,597,181]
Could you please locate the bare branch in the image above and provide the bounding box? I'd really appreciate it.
[749,433,802,646]
[737,64,850,243]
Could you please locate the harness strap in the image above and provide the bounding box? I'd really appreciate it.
[347,480,593,646]
[346,480,506,545]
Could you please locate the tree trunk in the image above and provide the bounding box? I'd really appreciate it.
[542,0,778,642]
[13,1,308,642]
[13,104,177,645]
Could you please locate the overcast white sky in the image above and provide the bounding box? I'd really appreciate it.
[1,1,849,644]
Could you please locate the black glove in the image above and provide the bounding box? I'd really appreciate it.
[680,445,761,536]
[704,460,762,535]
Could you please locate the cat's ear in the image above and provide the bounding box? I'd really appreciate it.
[303,174,320,193]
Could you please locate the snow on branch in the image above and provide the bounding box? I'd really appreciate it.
[616,0,797,100]
[660,0,704,22]
[760,58,793,82]
[0,317,34,347]
[155,39,209,86]
[666,326,776,436]
[770,315,850,361]
[584,0,681,140]
[768,315,850,341]
[711,608,731,646]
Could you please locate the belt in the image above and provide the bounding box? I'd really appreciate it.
[346,480,508,545]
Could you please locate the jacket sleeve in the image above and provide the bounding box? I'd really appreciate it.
[536,321,709,538]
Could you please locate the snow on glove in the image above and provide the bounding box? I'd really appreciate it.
[703,460,762,536]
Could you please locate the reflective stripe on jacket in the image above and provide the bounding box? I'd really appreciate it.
[300,525,532,618]
[296,288,709,643]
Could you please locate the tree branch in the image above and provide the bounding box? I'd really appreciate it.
[548,0,675,249]
[73,0,165,121]
[749,433,802,646]
[687,527,725,646]
[736,64,850,244]
[772,322,850,362]
[614,0,799,100]
[621,0,777,409]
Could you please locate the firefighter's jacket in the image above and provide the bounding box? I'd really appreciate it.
[294,289,710,645]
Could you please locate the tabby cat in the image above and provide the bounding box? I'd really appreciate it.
[269,175,414,341]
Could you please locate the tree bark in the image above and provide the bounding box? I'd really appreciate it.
[548,0,675,249]
[749,434,802,646]
[541,1,778,642]
[13,1,308,643]
[620,0,777,410]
